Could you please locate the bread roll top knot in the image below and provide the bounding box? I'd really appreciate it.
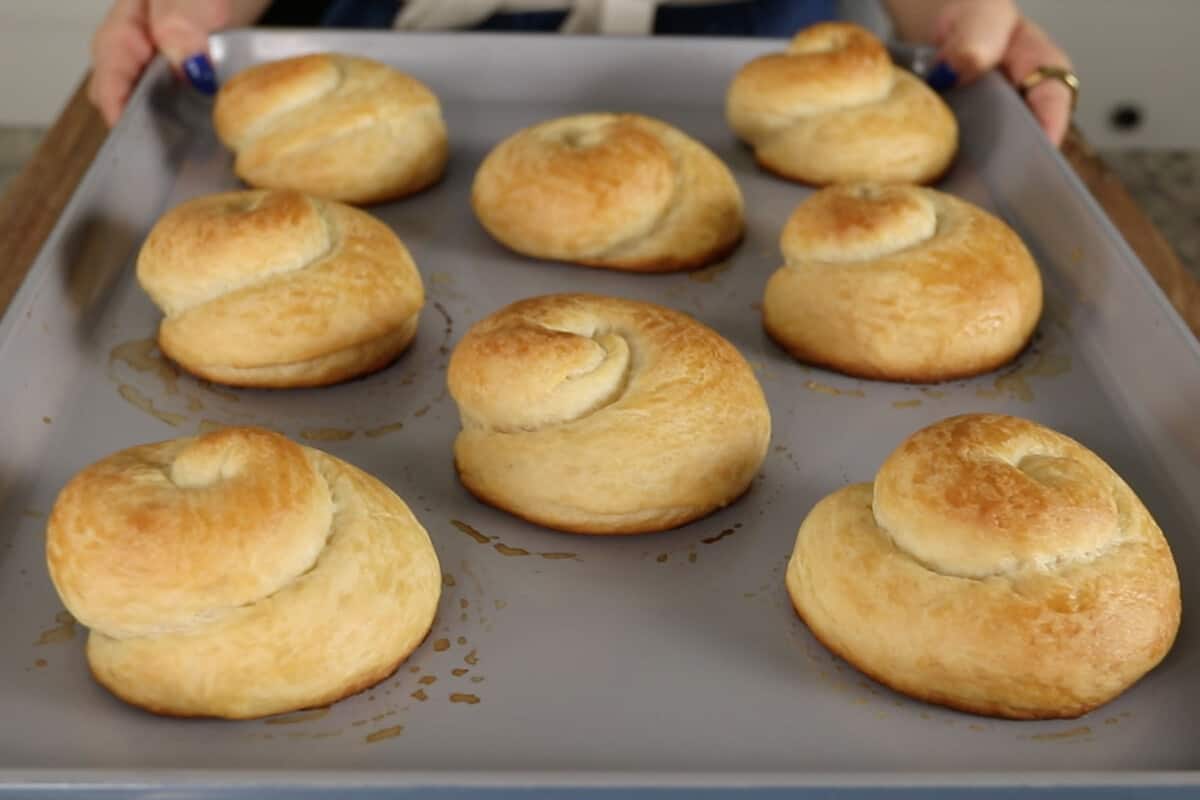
[46,429,333,639]
[475,114,679,257]
[873,415,1125,579]
[786,413,1180,719]
[535,115,677,234]
[782,183,937,263]
[449,309,632,432]
[726,22,957,185]
[730,23,893,134]
[214,54,346,149]
[135,189,425,385]
[138,190,331,317]
[213,53,448,205]
[471,113,743,271]
[763,183,1042,382]
[447,294,771,534]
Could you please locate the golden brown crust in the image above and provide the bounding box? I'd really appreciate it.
[136,189,425,388]
[46,428,442,719]
[786,414,1181,720]
[447,294,771,534]
[762,184,1043,382]
[213,53,448,205]
[471,114,744,271]
[726,23,957,185]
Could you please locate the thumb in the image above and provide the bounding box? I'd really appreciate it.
[934,0,1020,85]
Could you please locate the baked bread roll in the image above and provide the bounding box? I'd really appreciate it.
[726,22,957,185]
[447,294,771,533]
[471,113,743,271]
[213,53,448,205]
[763,183,1042,382]
[45,427,441,719]
[136,189,424,388]
[787,414,1180,720]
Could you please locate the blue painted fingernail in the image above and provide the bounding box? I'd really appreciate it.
[927,61,959,92]
[182,53,217,95]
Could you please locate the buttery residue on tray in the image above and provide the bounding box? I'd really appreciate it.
[364,421,405,438]
[364,725,404,743]
[109,338,243,426]
[418,675,437,686]
[919,387,946,398]
[701,523,742,545]
[451,520,491,544]
[687,259,733,284]
[976,351,1072,402]
[300,428,355,442]
[264,707,330,725]
[449,693,480,705]
[110,338,180,394]
[433,301,454,357]
[35,611,76,645]
[410,689,428,701]
[1026,726,1092,742]
[432,638,450,652]
[774,444,802,472]
[892,399,922,409]
[119,385,187,427]
[804,379,865,398]
[450,519,579,561]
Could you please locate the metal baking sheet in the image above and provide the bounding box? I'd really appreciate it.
[1,30,1199,798]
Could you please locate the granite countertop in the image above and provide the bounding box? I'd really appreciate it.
[1,127,1196,282]
[1099,150,1200,281]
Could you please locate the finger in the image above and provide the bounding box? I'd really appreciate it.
[88,24,155,127]
[1025,81,1073,147]
[1000,19,1074,147]
[1000,19,1073,85]
[934,0,1020,85]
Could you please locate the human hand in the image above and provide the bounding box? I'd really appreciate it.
[932,0,1075,146]
[88,0,236,127]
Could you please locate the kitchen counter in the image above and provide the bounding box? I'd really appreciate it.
[1101,150,1200,281]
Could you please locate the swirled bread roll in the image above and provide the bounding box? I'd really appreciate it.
[447,294,771,533]
[471,113,743,271]
[787,414,1181,720]
[726,22,957,185]
[45,427,441,719]
[763,184,1042,382]
[136,189,425,388]
[214,53,448,205]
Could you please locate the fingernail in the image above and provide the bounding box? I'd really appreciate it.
[927,61,959,92]
[182,53,217,95]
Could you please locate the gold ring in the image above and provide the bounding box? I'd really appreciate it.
[1020,66,1080,112]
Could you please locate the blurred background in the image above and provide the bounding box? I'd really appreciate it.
[0,0,1194,276]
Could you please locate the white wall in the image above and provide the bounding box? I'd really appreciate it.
[0,1,110,126]
[0,0,1197,149]
[1019,0,1200,149]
